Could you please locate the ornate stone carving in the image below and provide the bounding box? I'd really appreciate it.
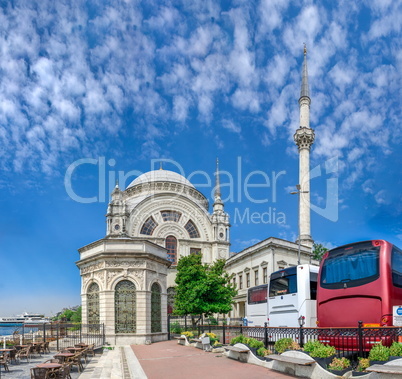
[94,271,104,284]
[81,262,104,274]
[82,274,91,286]
[106,270,123,287]
[105,260,145,268]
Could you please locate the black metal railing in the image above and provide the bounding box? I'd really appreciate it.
[1,323,105,351]
[167,316,402,365]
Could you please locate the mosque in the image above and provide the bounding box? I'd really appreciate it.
[76,48,315,345]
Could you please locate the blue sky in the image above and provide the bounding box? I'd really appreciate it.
[1,0,401,316]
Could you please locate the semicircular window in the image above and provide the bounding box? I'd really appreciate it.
[185,220,200,238]
[160,210,182,222]
[140,216,158,236]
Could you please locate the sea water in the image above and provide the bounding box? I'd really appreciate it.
[0,324,40,337]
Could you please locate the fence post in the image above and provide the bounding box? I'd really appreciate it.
[43,323,46,343]
[222,324,226,345]
[184,316,187,331]
[358,320,363,357]
[79,323,82,343]
[240,323,243,335]
[299,324,304,348]
[167,315,171,340]
[22,324,25,344]
[264,322,268,348]
[56,324,59,351]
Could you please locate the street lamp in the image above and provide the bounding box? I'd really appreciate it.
[290,184,309,265]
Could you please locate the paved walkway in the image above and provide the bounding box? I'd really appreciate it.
[131,340,295,379]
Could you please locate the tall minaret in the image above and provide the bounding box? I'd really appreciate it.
[293,45,315,248]
[211,159,230,260]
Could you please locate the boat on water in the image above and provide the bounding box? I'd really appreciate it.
[0,312,50,324]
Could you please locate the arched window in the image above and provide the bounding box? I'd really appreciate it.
[167,287,176,314]
[87,282,100,325]
[185,220,200,238]
[140,216,158,235]
[115,280,136,333]
[151,283,162,333]
[165,236,177,264]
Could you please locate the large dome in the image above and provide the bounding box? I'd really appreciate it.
[127,169,195,189]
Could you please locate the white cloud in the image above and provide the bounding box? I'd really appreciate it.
[222,119,241,133]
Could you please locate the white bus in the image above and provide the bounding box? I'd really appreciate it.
[268,264,318,327]
[246,284,268,326]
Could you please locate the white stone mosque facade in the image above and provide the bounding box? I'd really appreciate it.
[76,48,315,344]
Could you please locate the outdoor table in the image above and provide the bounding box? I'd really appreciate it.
[0,349,13,352]
[75,343,88,347]
[36,363,62,369]
[54,352,74,363]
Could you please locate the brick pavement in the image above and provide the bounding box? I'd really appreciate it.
[131,340,295,379]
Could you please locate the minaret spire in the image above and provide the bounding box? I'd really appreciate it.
[214,158,221,201]
[293,45,315,249]
[300,43,310,99]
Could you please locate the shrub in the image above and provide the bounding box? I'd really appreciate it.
[390,342,402,357]
[328,357,351,370]
[208,317,218,325]
[257,347,272,357]
[274,338,294,354]
[356,358,370,372]
[303,339,323,352]
[310,344,336,358]
[246,338,264,349]
[368,342,390,361]
[230,334,246,345]
[170,322,183,334]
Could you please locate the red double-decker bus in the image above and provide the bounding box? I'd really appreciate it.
[317,240,402,349]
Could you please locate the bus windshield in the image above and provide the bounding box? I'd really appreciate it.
[320,242,380,289]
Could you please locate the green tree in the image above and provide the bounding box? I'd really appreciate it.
[71,306,82,323]
[174,254,237,325]
[312,243,328,261]
[54,306,82,322]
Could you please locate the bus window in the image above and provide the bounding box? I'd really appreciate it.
[392,246,402,288]
[269,274,297,296]
[320,243,380,289]
[310,272,318,300]
[248,285,267,305]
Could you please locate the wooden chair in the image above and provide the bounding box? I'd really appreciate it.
[0,354,10,372]
[60,363,72,379]
[65,353,83,372]
[43,341,51,354]
[86,343,96,357]
[17,345,32,362]
[8,348,18,363]
[30,367,48,379]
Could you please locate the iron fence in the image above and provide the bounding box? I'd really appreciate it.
[168,316,402,366]
[1,323,105,351]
